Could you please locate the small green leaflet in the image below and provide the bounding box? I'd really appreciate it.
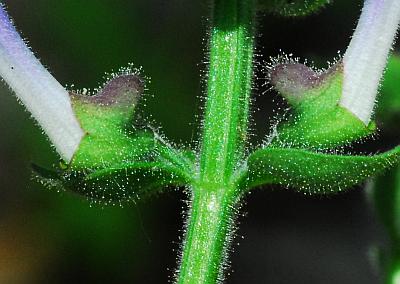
[33,73,195,205]
[241,146,400,194]
[33,149,194,205]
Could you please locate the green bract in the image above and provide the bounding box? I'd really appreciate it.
[34,160,191,205]
[243,146,400,194]
[259,0,331,16]
[34,74,194,204]
[240,57,400,197]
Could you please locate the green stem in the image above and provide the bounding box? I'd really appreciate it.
[199,0,255,186]
[177,187,239,284]
[177,0,255,283]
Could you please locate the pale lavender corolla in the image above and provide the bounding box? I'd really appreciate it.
[341,0,400,124]
[0,5,84,162]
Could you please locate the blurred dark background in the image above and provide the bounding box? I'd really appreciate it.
[0,0,399,283]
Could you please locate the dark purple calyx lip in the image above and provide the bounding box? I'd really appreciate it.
[269,62,342,103]
[70,74,144,108]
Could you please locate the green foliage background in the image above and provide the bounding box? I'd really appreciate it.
[0,0,399,283]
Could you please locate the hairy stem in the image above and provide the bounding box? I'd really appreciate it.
[177,0,255,283]
[177,187,239,284]
[199,0,255,186]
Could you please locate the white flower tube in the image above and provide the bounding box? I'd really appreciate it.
[340,0,400,125]
[0,5,84,162]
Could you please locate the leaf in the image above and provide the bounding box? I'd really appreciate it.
[259,0,331,17]
[241,146,400,194]
[33,72,197,204]
[69,161,190,204]
[33,146,194,205]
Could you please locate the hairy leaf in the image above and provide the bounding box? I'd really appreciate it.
[241,146,400,194]
[34,145,194,205]
[34,73,196,204]
[259,0,331,16]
